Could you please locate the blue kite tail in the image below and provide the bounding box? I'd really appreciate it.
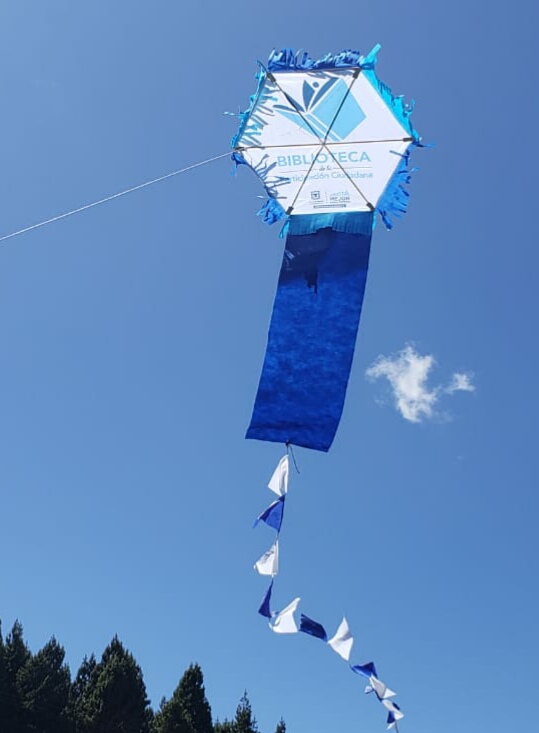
[246,213,373,452]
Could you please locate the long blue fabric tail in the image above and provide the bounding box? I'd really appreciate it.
[246,213,373,451]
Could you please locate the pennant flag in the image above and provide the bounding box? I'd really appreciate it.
[351,662,378,679]
[327,617,354,661]
[254,496,285,531]
[366,676,396,701]
[299,613,328,641]
[383,700,404,729]
[258,581,274,619]
[254,540,279,576]
[268,455,289,496]
[270,597,300,634]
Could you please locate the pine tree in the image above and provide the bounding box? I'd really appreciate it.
[213,692,261,733]
[153,701,194,733]
[71,655,97,700]
[0,620,8,731]
[0,618,285,733]
[213,721,234,733]
[233,692,258,733]
[176,664,213,733]
[66,653,97,730]
[3,620,31,733]
[76,636,152,733]
[154,663,213,733]
[17,635,72,733]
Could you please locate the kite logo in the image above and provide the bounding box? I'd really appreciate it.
[275,77,366,142]
[329,191,351,204]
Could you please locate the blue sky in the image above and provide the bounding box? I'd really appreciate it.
[0,2,538,732]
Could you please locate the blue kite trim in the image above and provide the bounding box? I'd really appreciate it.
[231,67,272,150]
[233,151,289,205]
[267,45,381,72]
[288,212,373,237]
[258,198,287,225]
[231,64,288,224]
[232,152,288,225]
[376,150,418,229]
[357,56,421,230]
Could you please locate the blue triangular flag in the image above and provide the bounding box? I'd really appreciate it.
[258,581,274,619]
[254,496,285,531]
[299,613,328,641]
[351,662,378,679]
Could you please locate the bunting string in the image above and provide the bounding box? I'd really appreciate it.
[253,453,405,731]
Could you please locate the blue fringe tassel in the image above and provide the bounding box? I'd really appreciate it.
[288,212,374,236]
[232,151,288,225]
[231,67,269,150]
[376,150,419,229]
[267,45,382,72]
[258,198,286,225]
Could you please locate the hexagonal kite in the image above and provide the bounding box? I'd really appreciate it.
[233,46,421,452]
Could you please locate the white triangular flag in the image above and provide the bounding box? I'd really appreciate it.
[327,617,354,661]
[268,455,289,496]
[270,597,300,634]
[254,540,279,577]
[368,676,396,700]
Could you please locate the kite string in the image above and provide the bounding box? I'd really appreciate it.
[0,151,231,244]
[286,443,301,475]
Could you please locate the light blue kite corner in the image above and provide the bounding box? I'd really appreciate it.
[257,198,287,225]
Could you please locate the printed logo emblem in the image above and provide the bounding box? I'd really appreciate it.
[275,78,366,142]
[311,190,321,201]
[329,191,351,204]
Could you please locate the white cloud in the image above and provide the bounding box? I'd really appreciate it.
[366,345,475,423]
[445,372,475,394]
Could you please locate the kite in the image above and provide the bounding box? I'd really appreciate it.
[236,45,423,731]
[232,45,420,451]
